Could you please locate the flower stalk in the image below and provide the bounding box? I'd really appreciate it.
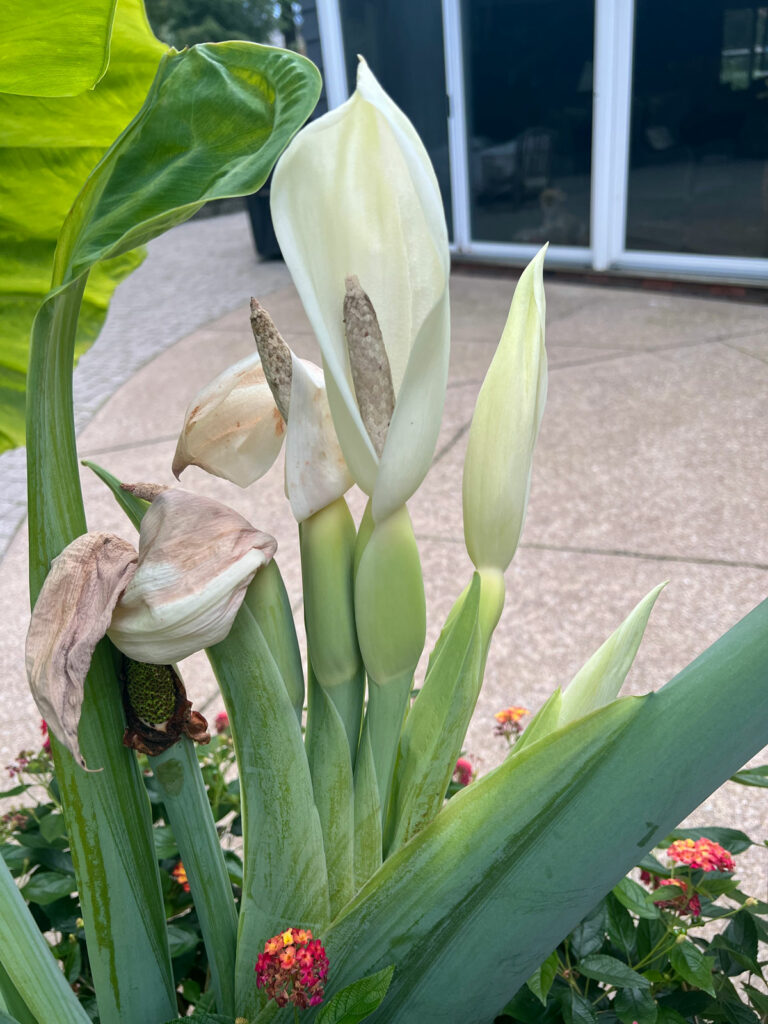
[354,505,426,822]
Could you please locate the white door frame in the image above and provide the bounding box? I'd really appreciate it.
[317,0,768,283]
[441,0,592,267]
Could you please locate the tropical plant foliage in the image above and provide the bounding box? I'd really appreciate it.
[0,0,166,453]
[4,4,768,1024]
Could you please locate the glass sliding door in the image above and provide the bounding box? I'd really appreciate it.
[462,0,595,248]
[337,0,453,236]
[626,0,768,258]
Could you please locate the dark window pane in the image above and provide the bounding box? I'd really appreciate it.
[339,0,452,237]
[627,1,768,257]
[463,0,593,247]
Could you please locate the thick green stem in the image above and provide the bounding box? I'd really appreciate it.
[299,499,365,761]
[353,717,382,889]
[366,672,414,830]
[305,668,355,917]
[26,280,176,1024]
[244,559,305,723]
[151,738,238,1017]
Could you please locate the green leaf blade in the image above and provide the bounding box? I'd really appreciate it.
[0,0,164,453]
[0,856,91,1023]
[317,965,395,1024]
[525,949,559,1006]
[0,0,117,97]
[59,42,321,284]
[301,597,768,1024]
[207,599,330,1018]
[669,940,715,996]
[612,877,660,920]
[387,575,482,852]
[559,583,666,728]
[152,738,239,1017]
[578,953,650,990]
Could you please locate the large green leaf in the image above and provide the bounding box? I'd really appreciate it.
[25,37,320,1024]
[558,583,666,727]
[0,0,118,97]
[0,960,40,1024]
[0,857,91,1023]
[207,600,330,1019]
[387,574,481,853]
[301,596,768,1023]
[152,739,239,1017]
[0,0,165,453]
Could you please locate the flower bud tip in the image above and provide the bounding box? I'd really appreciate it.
[120,482,169,502]
[249,298,292,421]
[342,275,394,458]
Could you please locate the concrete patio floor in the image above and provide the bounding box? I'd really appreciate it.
[1,211,766,894]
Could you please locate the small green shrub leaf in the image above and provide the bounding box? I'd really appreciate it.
[20,871,74,906]
[613,985,658,1024]
[317,965,395,1024]
[570,900,608,959]
[605,894,636,957]
[612,877,660,919]
[564,990,598,1024]
[730,764,768,788]
[525,948,559,1006]
[578,953,650,990]
[669,939,715,996]
[655,1008,688,1024]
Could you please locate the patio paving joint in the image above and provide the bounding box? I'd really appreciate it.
[414,532,768,573]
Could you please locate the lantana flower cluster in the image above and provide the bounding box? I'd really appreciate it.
[640,836,735,918]
[453,758,473,787]
[649,877,701,917]
[255,928,328,1009]
[666,837,735,872]
[494,706,529,743]
[171,862,191,893]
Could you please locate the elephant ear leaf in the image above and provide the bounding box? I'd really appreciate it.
[0,0,118,97]
[0,0,165,454]
[28,35,321,578]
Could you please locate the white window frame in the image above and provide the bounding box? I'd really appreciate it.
[441,0,592,267]
[318,0,768,284]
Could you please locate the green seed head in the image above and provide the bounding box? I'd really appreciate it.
[124,660,177,726]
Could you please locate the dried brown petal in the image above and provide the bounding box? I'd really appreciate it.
[107,489,277,663]
[25,533,138,768]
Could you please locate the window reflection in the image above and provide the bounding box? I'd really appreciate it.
[338,0,452,237]
[463,0,593,247]
[627,1,768,257]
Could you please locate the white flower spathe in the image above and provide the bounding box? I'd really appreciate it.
[271,58,450,523]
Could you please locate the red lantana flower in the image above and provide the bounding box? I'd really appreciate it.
[214,711,229,734]
[640,870,701,917]
[40,720,51,753]
[666,838,735,873]
[171,862,191,892]
[255,927,328,1009]
[453,758,473,787]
